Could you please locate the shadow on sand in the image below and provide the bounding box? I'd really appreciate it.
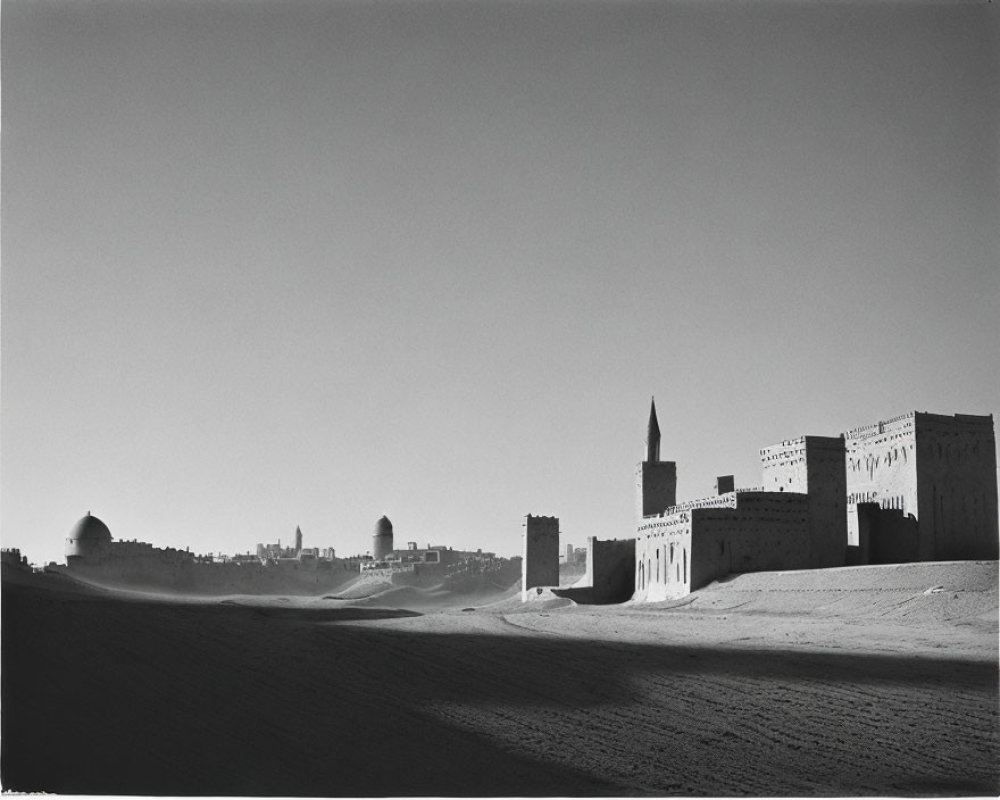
[219,601,424,622]
[2,578,997,796]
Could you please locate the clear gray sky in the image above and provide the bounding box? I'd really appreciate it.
[3,0,998,566]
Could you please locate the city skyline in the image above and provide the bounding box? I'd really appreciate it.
[3,0,998,567]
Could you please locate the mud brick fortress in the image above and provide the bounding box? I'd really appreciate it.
[633,401,997,602]
[522,401,997,604]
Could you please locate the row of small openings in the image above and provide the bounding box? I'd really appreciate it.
[848,490,879,504]
[880,495,905,511]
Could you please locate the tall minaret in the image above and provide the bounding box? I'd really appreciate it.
[295,525,303,555]
[646,397,661,462]
[635,397,677,519]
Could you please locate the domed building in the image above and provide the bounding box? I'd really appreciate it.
[372,515,393,560]
[66,512,113,562]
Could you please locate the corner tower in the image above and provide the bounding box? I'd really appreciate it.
[635,398,677,519]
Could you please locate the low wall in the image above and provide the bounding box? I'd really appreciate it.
[553,537,635,605]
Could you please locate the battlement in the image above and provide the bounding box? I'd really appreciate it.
[840,411,991,443]
[843,412,917,440]
[661,493,737,516]
[640,488,808,526]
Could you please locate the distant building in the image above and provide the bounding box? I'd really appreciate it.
[61,515,362,593]
[361,515,509,580]
[66,512,195,570]
[2,548,30,571]
[255,526,339,565]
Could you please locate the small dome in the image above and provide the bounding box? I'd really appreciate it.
[374,515,393,535]
[70,513,113,545]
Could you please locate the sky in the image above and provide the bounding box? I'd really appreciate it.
[3,0,998,566]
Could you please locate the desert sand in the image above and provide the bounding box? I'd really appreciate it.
[2,560,997,796]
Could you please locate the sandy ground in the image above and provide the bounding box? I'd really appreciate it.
[2,561,997,796]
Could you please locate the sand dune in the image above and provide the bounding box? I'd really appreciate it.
[2,561,997,796]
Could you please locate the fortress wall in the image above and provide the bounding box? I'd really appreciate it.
[634,513,692,602]
[693,492,813,588]
[914,413,998,560]
[635,492,812,601]
[845,416,919,549]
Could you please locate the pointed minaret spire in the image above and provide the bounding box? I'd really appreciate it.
[646,396,661,463]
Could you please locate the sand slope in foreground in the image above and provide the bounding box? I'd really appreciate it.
[2,561,996,796]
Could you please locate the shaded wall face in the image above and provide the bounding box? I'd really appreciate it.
[635,462,677,519]
[857,503,920,565]
[915,415,999,560]
[522,517,559,591]
[587,538,636,604]
[845,418,918,548]
[805,437,848,569]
